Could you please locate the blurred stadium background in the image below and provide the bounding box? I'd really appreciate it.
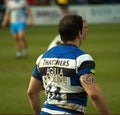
[0,0,120,114]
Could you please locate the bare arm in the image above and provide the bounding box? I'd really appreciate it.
[2,11,9,27]
[27,76,43,114]
[80,73,111,114]
[26,6,33,25]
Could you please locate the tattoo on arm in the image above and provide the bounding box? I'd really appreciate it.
[81,74,96,86]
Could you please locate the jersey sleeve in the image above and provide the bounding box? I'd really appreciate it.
[76,54,95,77]
[6,0,27,10]
[32,54,43,82]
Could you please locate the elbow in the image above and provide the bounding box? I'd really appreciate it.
[27,88,40,99]
[27,89,34,97]
[89,93,100,101]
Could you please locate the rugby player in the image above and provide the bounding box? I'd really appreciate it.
[27,14,111,114]
[2,0,33,58]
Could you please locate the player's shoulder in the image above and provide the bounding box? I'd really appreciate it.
[71,46,92,58]
[18,0,27,6]
[77,53,94,61]
[6,0,27,10]
[76,53,94,67]
[68,45,86,56]
[36,54,44,65]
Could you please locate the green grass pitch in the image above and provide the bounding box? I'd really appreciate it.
[0,23,120,114]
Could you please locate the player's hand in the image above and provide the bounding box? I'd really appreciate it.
[1,22,6,28]
[27,19,33,26]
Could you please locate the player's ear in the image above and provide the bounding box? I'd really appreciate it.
[78,31,82,40]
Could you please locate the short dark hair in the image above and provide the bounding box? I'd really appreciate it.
[58,14,83,42]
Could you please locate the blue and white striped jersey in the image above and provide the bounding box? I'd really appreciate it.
[32,44,95,114]
[6,0,28,23]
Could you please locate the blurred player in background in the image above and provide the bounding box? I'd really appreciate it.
[47,0,71,50]
[56,0,70,15]
[2,0,33,58]
[27,14,111,114]
[47,19,88,50]
[0,0,5,26]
